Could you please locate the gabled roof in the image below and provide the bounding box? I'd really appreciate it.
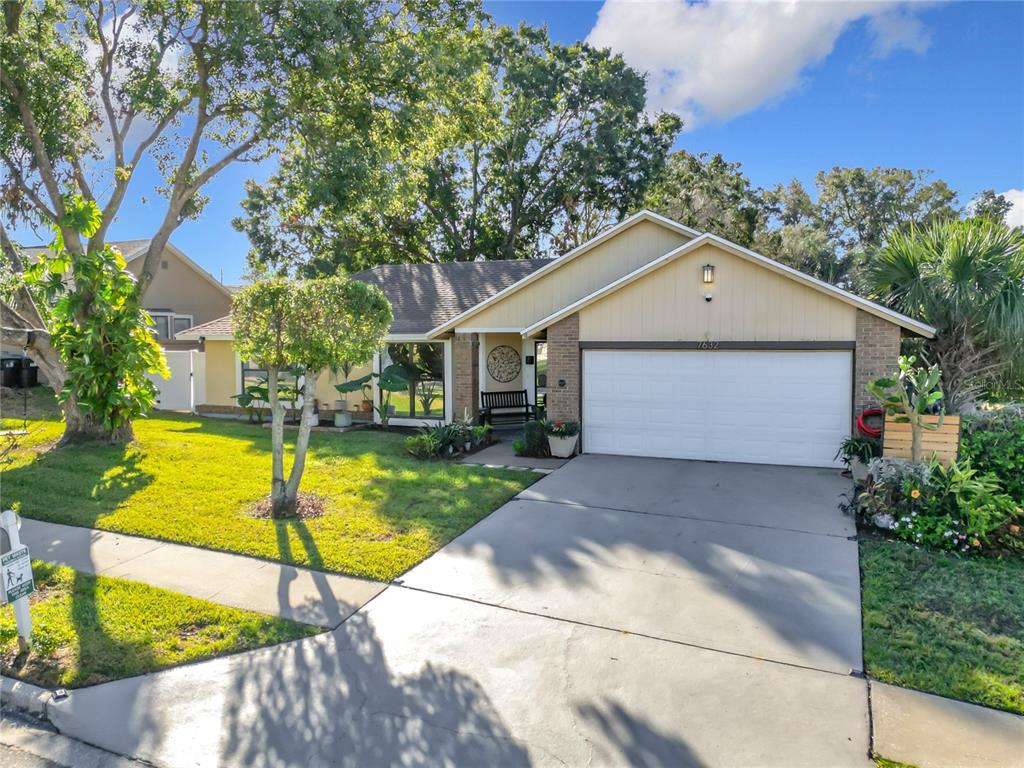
[426,210,700,338]
[522,233,937,338]
[19,239,233,300]
[179,259,552,340]
[350,260,551,335]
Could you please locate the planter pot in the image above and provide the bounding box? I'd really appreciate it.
[359,401,372,413]
[463,441,472,452]
[850,457,869,485]
[333,400,345,411]
[547,434,578,458]
[334,411,353,428]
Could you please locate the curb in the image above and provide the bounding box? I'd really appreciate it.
[1,675,56,720]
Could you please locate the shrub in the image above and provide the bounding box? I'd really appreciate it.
[835,435,881,467]
[961,405,1024,502]
[520,420,549,458]
[405,433,440,460]
[512,439,527,456]
[859,457,1022,553]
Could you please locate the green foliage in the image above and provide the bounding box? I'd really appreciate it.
[22,196,167,433]
[867,356,944,461]
[512,439,527,456]
[834,435,881,467]
[232,278,391,377]
[404,421,485,459]
[961,406,1024,502]
[517,420,549,458]
[860,538,1024,714]
[858,457,1021,554]
[337,364,411,429]
[865,219,1024,409]
[238,22,680,274]
[970,190,1015,226]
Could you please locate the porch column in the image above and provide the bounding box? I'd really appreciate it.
[452,333,480,423]
[546,314,580,423]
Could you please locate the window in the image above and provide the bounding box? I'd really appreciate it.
[240,361,300,403]
[383,342,445,419]
[148,312,193,341]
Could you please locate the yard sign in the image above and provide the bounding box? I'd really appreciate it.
[2,545,34,603]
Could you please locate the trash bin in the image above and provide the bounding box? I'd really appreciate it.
[18,361,38,388]
[1,357,21,387]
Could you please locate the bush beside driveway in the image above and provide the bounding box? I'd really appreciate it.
[1,412,536,582]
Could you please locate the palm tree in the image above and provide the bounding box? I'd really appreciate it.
[865,218,1024,412]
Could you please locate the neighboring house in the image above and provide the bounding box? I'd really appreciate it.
[18,239,233,410]
[178,210,935,468]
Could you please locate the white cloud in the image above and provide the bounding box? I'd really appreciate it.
[999,189,1024,229]
[587,0,932,127]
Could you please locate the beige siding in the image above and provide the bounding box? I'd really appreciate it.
[460,219,689,330]
[481,333,524,392]
[130,246,231,326]
[202,341,372,408]
[578,243,857,342]
[203,340,238,406]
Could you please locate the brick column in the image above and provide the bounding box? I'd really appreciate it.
[854,309,902,421]
[452,333,479,423]
[546,314,580,423]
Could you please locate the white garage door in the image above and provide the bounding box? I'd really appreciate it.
[583,349,851,467]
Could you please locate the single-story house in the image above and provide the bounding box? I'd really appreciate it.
[177,210,935,468]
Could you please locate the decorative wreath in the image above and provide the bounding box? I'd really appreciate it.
[486,345,521,383]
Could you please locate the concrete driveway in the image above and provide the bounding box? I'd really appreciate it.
[48,455,870,768]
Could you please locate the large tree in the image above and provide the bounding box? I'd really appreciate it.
[237,23,681,275]
[645,150,771,250]
[232,278,391,517]
[0,0,474,441]
[865,218,1024,412]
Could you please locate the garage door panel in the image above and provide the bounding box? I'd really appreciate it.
[583,350,850,468]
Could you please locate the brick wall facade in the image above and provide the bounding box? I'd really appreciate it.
[452,333,480,423]
[546,313,580,423]
[854,309,902,420]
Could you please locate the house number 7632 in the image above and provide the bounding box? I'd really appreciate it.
[696,340,720,350]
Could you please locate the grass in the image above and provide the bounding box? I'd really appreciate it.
[874,759,917,768]
[860,538,1024,714]
[0,390,535,581]
[1,561,319,688]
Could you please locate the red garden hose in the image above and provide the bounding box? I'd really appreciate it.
[857,408,884,438]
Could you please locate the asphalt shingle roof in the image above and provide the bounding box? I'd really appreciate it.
[177,259,551,338]
[350,260,551,334]
[20,239,153,261]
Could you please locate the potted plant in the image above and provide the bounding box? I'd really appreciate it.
[835,435,879,483]
[545,420,580,458]
[335,364,410,429]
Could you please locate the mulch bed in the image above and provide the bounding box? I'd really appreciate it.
[248,492,328,521]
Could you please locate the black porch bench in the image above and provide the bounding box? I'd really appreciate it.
[480,389,537,426]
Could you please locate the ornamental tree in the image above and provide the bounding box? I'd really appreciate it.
[1,0,466,441]
[21,195,168,443]
[867,356,944,462]
[231,278,391,518]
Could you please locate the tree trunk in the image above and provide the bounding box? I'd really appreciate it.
[910,414,922,463]
[268,368,291,518]
[59,394,134,446]
[280,371,319,512]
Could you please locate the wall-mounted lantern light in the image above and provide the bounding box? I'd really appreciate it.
[702,263,715,284]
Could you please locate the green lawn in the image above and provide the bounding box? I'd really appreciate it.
[1,561,318,688]
[1,402,535,581]
[861,538,1024,714]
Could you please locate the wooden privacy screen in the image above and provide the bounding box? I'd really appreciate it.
[882,414,961,465]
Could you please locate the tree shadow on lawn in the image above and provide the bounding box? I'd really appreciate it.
[0,443,153,529]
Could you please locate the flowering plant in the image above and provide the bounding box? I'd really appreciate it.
[544,420,580,438]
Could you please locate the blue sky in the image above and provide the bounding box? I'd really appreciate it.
[14,1,1024,284]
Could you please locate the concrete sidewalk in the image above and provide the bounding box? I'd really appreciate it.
[19,519,384,628]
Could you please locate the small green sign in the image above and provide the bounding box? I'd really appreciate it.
[2,546,34,603]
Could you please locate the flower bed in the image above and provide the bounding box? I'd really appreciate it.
[856,457,1022,556]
